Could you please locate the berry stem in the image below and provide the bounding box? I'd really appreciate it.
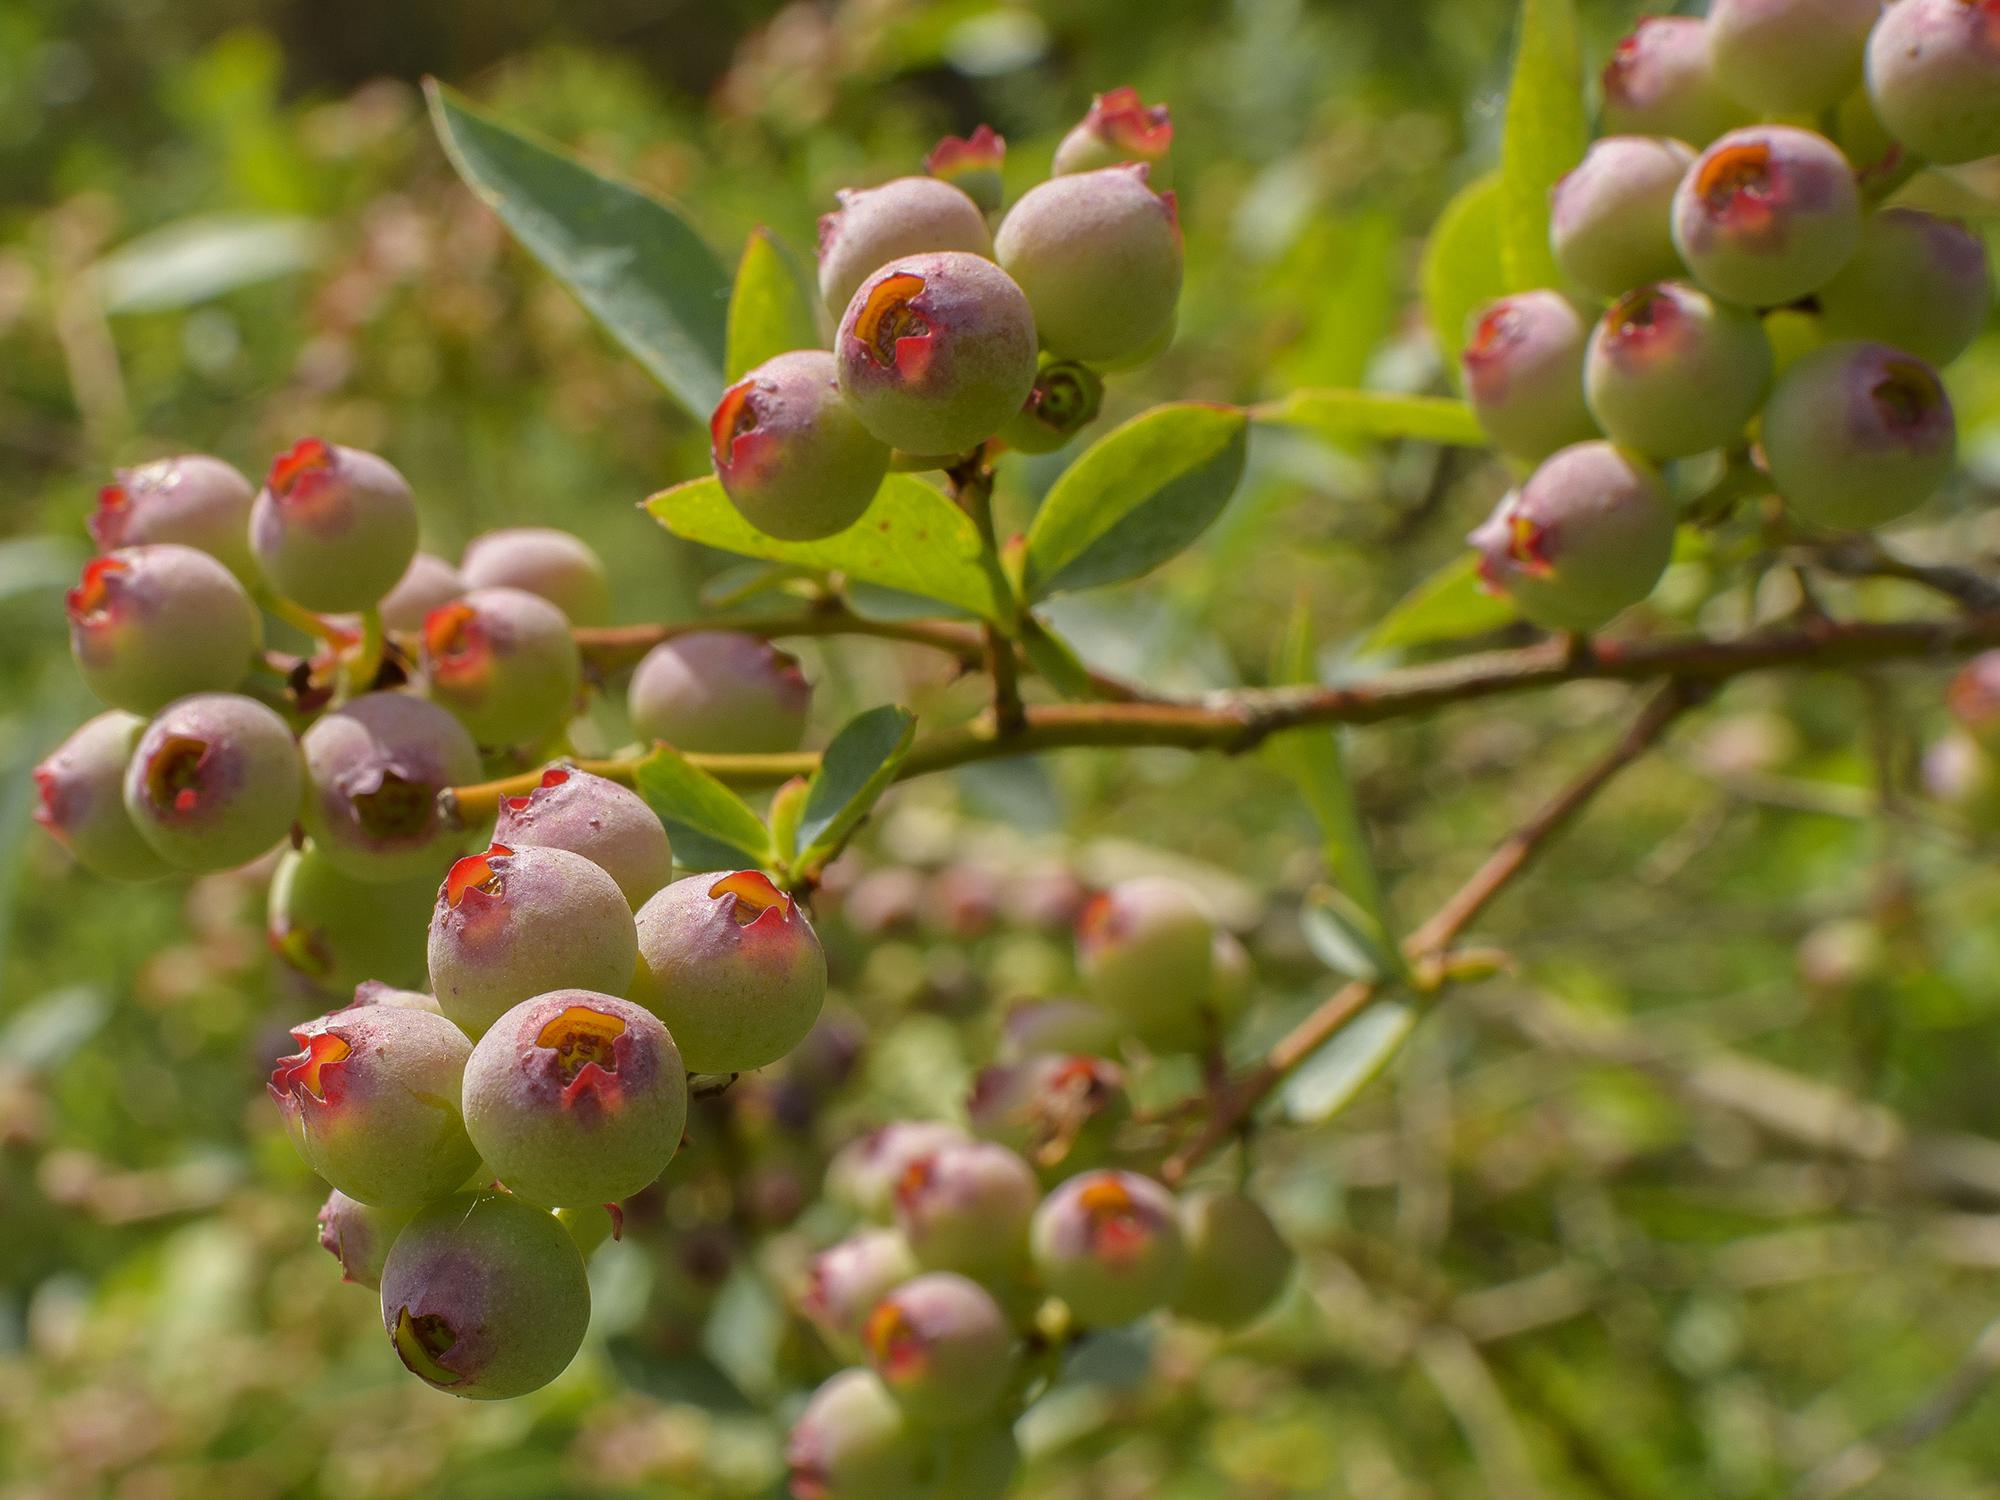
[948,456,1027,736]
[257,588,347,647]
[343,606,385,699]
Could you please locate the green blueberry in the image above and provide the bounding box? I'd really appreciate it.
[460,527,611,626]
[1170,1188,1295,1328]
[1816,208,1994,368]
[1051,87,1174,188]
[33,711,170,881]
[123,692,302,872]
[1076,877,1218,1050]
[268,846,433,995]
[892,1139,1039,1283]
[67,545,261,715]
[998,358,1104,455]
[492,764,672,909]
[817,176,994,320]
[251,438,419,613]
[1672,126,1861,308]
[300,691,481,885]
[1866,0,2000,166]
[785,1369,927,1500]
[1030,1169,1186,1327]
[627,631,811,754]
[710,350,890,541]
[1707,0,1879,115]
[1550,137,1694,300]
[421,586,582,748]
[1460,291,1601,464]
[1584,282,1773,458]
[318,1190,416,1291]
[89,454,255,581]
[800,1228,920,1359]
[862,1271,1013,1427]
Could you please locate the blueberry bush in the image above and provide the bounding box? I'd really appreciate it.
[6,0,2000,1495]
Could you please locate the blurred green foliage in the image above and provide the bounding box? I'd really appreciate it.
[4,0,2000,1496]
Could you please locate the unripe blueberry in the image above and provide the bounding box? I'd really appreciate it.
[300,692,481,884]
[1948,652,2000,752]
[459,527,611,626]
[1460,292,1600,464]
[627,632,810,754]
[1584,282,1773,458]
[33,712,170,881]
[318,1190,415,1291]
[268,1005,480,1207]
[348,979,444,1015]
[863,1271,1013,1426]
[1816,208,1994,367]
[462,990,688,1208]
[427,843,639,1038]
[421,586,582,747]
[800,1228,920,1358]
[1170,1188,1294,1328]
[924,125,1006,216]
[1760,340,1957,529]
[1707,0,1879,115]
[892,1139,1039,1282]
[375,552,465,632]
[1602,16,1750,145]
[123,693,301,871]
[67,545,261,715]
[935,1423,1021,1500]
[836,252,1039,455]
[1866,0,2000,166]
[1210,930,1255,1024]
[1550,137,1695,300]
[711,350,891,541]
[89,454,255,580]
[998,998,1121,1061]
[827,1121,972,1221]
[1672,127,1862,308]
[379,1191,590,1400]
[493,765,672,909]
[994,165,1181,366]
[251,439,419,612]
[999,359,1104,455]
[1052,87,1174,188]
[268,847,434,994]
[1468,442,1676,634]
[817,176,995,321]
[1029,1169,1185,1326]
[1077,877,1218,1049]
[785,1369,926,1500]
[967,1054,1128,1175]
[1925,732,2000,831]
[630,871,827,1074]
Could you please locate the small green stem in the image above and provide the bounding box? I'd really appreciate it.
[343,606,384,699]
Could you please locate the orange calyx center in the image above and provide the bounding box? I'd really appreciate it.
[445,846,511,907]
[853,274,930,369]
[1697,143,1774,215]
[271,1030,352,1102]
[145,735,212,815]
[710,379,762,469]
[1871,359,1943,432]
[30,767,60,832]
[1605,286,1679,349]
[66,555,127,625]
[711,870,789,927]
[1507,513,1555,578]
[894,1153,938,1210]
[268,437,333,500]
[1077,1177,1151,1259]
[1465,304,1523,366]
[89,484,130,550]
[392,1307,462,1386]
[536,1005,626,1084]
[422,602,482,674]
[501,765,570,816]
[862,1300,928,1378]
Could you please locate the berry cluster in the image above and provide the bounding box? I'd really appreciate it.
[711,89,1179,541]
[1467,0,1995,634]
[33,444,837,1399]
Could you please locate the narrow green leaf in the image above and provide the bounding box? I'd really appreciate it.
[1280,999,1418,1123]
[1018,617,1098,701]
[1299,886,1400,982]
[1421,172,1509,379]
[1499,0,1587,292]
[645,475,1009,623]
[630,745,772,872]
[1358,553,1518,656]
[725,228,819,381]
[767,776,810,869]
[1023,404,1249,600]
[1263,600,1396,953]
[1258,389,1487,449]
[795,706,916,867]
[425,80,730,418]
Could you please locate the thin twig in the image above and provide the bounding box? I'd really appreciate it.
[1808,536,2000,613]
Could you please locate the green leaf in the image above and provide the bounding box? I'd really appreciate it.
[725,227,819,381]
[1499,0,1587,292]
[1421,172,1509,379]
[767,776,810,869]
[1257,389,1487,449]
[795,706,916,868]
[1263,600,1396,955]
[93,214,321,314]
[1280,999,1418,1123]
[630,745,772,872]
[1018,617,1098,700]
[1023,404,1249,600]
[645,475,1009,623]
[1358,553,1518,656]
[1299,886,1400,982]
[425,80,730,418]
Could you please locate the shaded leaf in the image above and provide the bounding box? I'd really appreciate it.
[1299,886,1399,982]
[1281,999,1418,1123]
[426,80,730,418]
[1258,389,1487,449]
[1499,0,1587,291]
[1421,172,1509,379]
[1018,617,1098,700]
[630,745,771,872]
[645,475,1009,623]
[93,214,321,314]
[1359,553,1518,656]
[795,706,916,867]
[1023,404,1249,599]
[725,227,820,380]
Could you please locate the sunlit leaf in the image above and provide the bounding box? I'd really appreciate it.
[794,706,916,868]
[1421,172,1509,379]
[1280,999,1418,1123]
[1358,553,1518,656]
[1258,389,1487,448]
[1499,0,1587,291]
[725,227,819,380]
[630,744,771,872]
